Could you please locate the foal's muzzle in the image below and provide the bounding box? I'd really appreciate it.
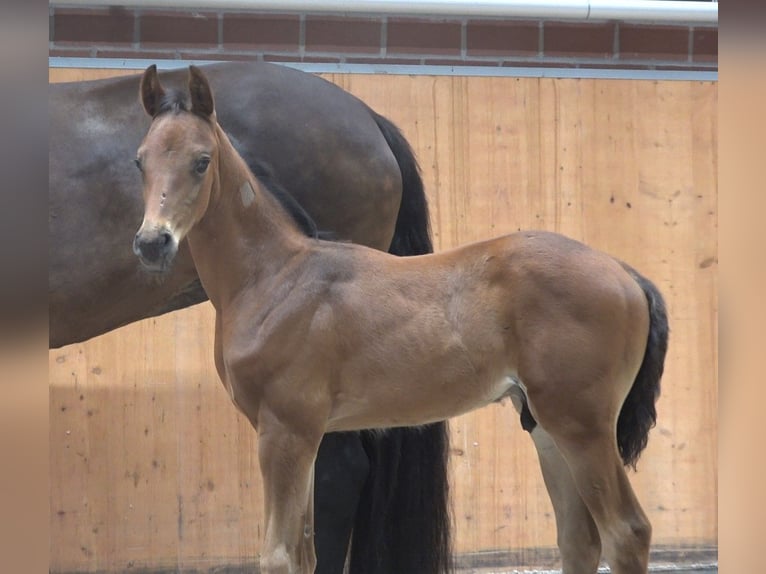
[133,227,178,273]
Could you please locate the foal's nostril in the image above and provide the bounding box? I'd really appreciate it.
[160,231,172,246]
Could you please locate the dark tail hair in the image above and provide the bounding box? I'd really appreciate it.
[348,110,453,574]
[617,263,670,469]
[370,110,434,258]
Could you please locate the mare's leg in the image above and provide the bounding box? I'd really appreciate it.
[313,432,369,574]
[257,407,324,574]
[529,426,601,573]
[527,385,651,574]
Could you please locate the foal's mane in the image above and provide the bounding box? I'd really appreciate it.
[248,158,325,240]
[155,89,324,239]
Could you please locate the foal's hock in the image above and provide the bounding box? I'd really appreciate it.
[133,65,668,574]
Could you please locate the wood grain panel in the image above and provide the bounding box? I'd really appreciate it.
[49,68,717,570]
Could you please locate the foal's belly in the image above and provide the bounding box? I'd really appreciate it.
[325,373,518,432]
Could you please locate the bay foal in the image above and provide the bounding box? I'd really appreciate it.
[133,65,668,574]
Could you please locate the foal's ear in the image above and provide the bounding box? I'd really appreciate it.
[188,66,215,118]
[140,64,165,118]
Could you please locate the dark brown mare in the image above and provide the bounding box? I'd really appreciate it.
[50,63,450,573]
[134,65,670,574]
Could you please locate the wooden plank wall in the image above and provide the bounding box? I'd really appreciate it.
[49,68,718,571]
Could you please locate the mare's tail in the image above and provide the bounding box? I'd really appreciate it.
[348,110,453,574]
[373,110,433,257]
[618,263,670,469]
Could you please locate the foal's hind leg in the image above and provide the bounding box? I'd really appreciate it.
[529,392,651,574]
[509,387,601,571]
[553,431,650,573]
[529,426,601,573]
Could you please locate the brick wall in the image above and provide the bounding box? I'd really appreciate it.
[49,7,717,72]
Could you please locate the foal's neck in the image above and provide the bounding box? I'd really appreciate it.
[187,123,310,312]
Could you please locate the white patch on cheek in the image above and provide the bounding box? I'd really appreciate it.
[240,181,255,207]
[165,222,188,247]
[167,225,182,246]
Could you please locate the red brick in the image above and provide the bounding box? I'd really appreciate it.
[345,56,423,65]
[387,18,462,56]
[423,58,502,67]
[53,7,134,45]
[302,55,344,63]
[652,64,717,72]
[618,24,689,61]
[223,14,300,52]
[181,51,257,62]
[501,60,578,69]
[262,54,342,64]
[305,16,382,54]
[692,27,717,63]
[543,22,616,58]
[578,61,655,70]
[263,54,303,63]
[466,20,539,57]
[97,48,177,60]
[140,10,218,48]
[49,47,95,58]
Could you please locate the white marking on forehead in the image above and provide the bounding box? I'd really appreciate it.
[240,181,256,208]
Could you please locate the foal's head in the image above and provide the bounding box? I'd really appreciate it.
[133,65,218,273]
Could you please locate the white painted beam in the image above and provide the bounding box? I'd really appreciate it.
[49,0,718,25]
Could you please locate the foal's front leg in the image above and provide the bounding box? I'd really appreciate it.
[257,406,324,574]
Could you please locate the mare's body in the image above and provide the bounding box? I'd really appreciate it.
[134,65,669,574]
[51,62,410,346]
[50,62,450,574]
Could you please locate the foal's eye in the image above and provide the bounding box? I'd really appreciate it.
[195,157,210,175]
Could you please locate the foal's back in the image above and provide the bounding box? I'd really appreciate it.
[265,230,650,432]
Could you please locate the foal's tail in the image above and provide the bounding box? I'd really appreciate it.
[348,110,453,574]
[618,263,670,469]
